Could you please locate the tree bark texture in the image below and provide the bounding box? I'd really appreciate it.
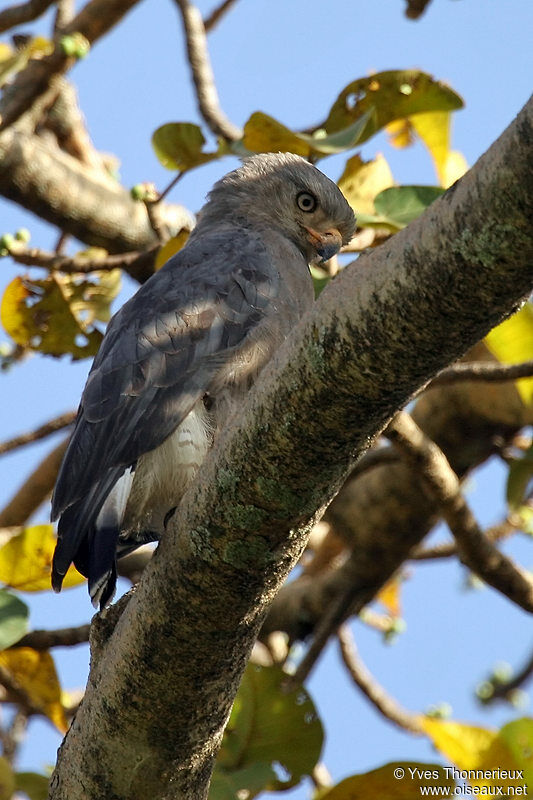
[50,97,533,799]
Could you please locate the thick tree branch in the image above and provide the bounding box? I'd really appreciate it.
[0,130,193,275]
[263,341,533,642]
[173,0,242,141]
[50,98,533,800]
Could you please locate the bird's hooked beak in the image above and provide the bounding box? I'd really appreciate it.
[304,225,343,263]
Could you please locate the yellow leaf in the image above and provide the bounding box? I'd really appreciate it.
[1,269,120,360]
[421,717,533,791]
[386,118,415,149]
[155,231,190,270]
[410,111,450,186]
[338,153,394,217]
[0,524,84,592]
[325,70,463,140]
[0,756,14,800]
[485,304,533,406]
[243,112,312,158]
[440,150,468,188]
[0,648,67,732]
[0,36,53,87]
[376,575,402,617]
[152,122,219,171]
[320,762,454,799]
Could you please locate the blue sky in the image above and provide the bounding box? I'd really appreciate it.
[0,0,532,795]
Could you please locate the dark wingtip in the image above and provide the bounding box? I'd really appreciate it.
[51,568,64,594]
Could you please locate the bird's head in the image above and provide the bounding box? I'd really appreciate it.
[201,152,356,264]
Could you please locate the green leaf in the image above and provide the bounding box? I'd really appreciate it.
[211,664,323,798]
[297,111,375,156]
[14,771,49,800]
[151,123,219,171]
[506,444,533,510]
[242,110,374,161]
[485,304,533,406]
[373,185,445,228]
[310,266,331,298]
[324,70,463,140]
[0,589,28,650]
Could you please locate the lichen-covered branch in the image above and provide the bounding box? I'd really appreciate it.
[50,97,533,800]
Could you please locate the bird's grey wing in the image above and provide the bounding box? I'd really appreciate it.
[51,229,280,576]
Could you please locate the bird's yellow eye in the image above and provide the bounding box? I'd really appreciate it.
[296,191,317,213]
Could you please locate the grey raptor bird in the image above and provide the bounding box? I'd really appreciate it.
[51,152,356,608]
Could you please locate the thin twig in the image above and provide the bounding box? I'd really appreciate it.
[432,359,533,386]
[173,0,242,141]
[285,581,363,689]
[387,412,533,613]
[14,624,91,651]
[338,625,423,733]
[0,0,55,33]
[404,0,433,19]
[0,411,75,456]
[411,520,514,561]
[1,709,28,763]
[0,438,68,527]
[203,0,240,32]
[7,243,158,273]
[485,648,533,703]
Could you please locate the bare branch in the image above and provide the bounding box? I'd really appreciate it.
[173,0,242,141]
[483,648,533,704]
[404,0,433,19]
[0,438,68,527]
[1,708,28,763]
[0,129,193,276]
[0,0,145,132]
[411,520,514,560]
[14,624,91,650]
[387,412,533,612]
[0,411,75,456]
[338,625,423,734]
[6,242,159,275]
[0,0,55,33]
[432,359,533,386]
[203,0,240,32]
